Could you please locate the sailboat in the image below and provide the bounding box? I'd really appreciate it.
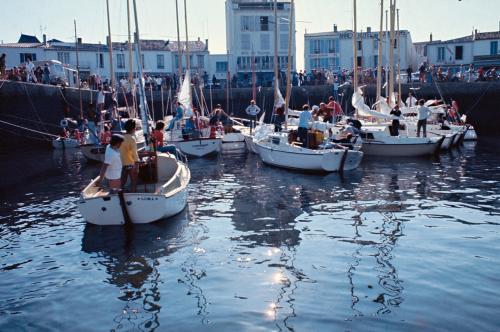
[254,0,364,172]
[168,70,222,157]
[78,0,190,226]
[350,0,444,157]
[166,0,221,158]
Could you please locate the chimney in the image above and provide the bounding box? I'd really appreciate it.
[430,33,433,42]
[77,37,82,45]
[333,24,338,33]
[367,26,371,34]
[205,38,209,50]
[43,34,47,45]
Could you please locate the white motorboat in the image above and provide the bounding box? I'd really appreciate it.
[52,137,80,150]
[167,127,221,158]
[255,132,363,172]
[79,152,190,225]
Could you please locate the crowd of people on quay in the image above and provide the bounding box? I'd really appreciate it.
[1,52,499,91]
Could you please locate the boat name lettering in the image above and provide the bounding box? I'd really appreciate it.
[137,197,159,201]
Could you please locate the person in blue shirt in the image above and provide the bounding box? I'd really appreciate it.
[298,104,312,146]
[168,101,184,130]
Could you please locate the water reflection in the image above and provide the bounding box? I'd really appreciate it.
[81,210,188,331]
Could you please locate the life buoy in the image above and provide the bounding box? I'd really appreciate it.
[60,119,69,127]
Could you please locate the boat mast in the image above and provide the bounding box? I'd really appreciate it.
[132,0,150,144]
[353,0,358,92]
[273,0,279,106]
[127,0,133,84]
[385,9,388,97]
[74,19,83,119]
[284,0,294,130]
[376,0,383,111]
[388,0,396,105]
[397,8,402,106]
[183,0,192,109]
[106,0,115,89]
[175,0,183,90]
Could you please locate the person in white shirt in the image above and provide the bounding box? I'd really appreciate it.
[416,99,432,137]
[245,100,261,129]
[26,58,36,83]
[405,92,417,108]
[97,86,105,112]
[298,104,312,145]
[95,134,124,191]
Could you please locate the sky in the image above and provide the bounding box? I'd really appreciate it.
[1,0,500,70]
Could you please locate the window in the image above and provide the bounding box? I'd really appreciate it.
[97,53,104,68]
[157,54,164,69]
[357,40,362,51]
[117,54,125,69]
[374,55,378,67]
[57,52,70,64]
[437,47,445,61]
[141,54,145,69]
[280,34,288,50]
[394,39,398,49]
[328,57,339,69]
[260,16,269,31]
[280,21,289,32]
[21,53,37,63]
[328,39,339,53]
[455,46,463,60]
[311,40,320,54]
[241,34,251,50]
[241,16,254,31]
[357,56,363,67]
[216,61,227,73]
[197,55,204,68]
[490,41,498,55]
[374,38,378,50]
[260,34,270,50]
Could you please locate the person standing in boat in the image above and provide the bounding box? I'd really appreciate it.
[326,96,343,123]
[120,119,140,192]
[0,54,6,79]
[168,101,184,131]
[298,104,312,146]
[274,106,285,132]
[390,104,402,136]
[406,92,417,108]
[245,100,261,129]
[416,99,431,138]
[95,134,124,191]
[97,86,105,113]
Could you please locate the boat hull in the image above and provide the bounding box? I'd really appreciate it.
[222,133,246,153]
[173,138,221,157]
[441,134,456,150]
[361,140,441,157]
[81,144,106,162]
[256,142,363,172]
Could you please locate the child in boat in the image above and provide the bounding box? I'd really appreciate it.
[100,124,112,144]
[95,134,124,191]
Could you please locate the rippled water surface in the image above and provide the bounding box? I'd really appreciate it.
[1,142,500,331]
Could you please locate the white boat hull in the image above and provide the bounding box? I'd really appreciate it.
[440,134,456,150]
[255,142,363,172]
[361,139,442,157]
[222,132,246,153]
[52,138,80,149]
[79,154,190,225]
[173,138,221,157]
[243,134,259,154]
[81,144,107,162]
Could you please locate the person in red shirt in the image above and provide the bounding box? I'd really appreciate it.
[326,96,344,123]
[100,124,112,145]
[152,121,165,148]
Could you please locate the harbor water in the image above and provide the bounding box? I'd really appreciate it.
[1,142,500,331]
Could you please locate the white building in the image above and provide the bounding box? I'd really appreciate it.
[225,0,296,87]
[304,25,417,73]
[424,30,500,69]
[0,34,209,82]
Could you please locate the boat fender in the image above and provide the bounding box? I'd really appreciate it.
[60,119,69,128]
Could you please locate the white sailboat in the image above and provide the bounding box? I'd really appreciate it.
[78,0,190,226]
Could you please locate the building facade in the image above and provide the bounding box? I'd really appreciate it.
[425,30,500,69]
[225,0,296,87]
[0,34,208,82]
[304,25,417,74]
